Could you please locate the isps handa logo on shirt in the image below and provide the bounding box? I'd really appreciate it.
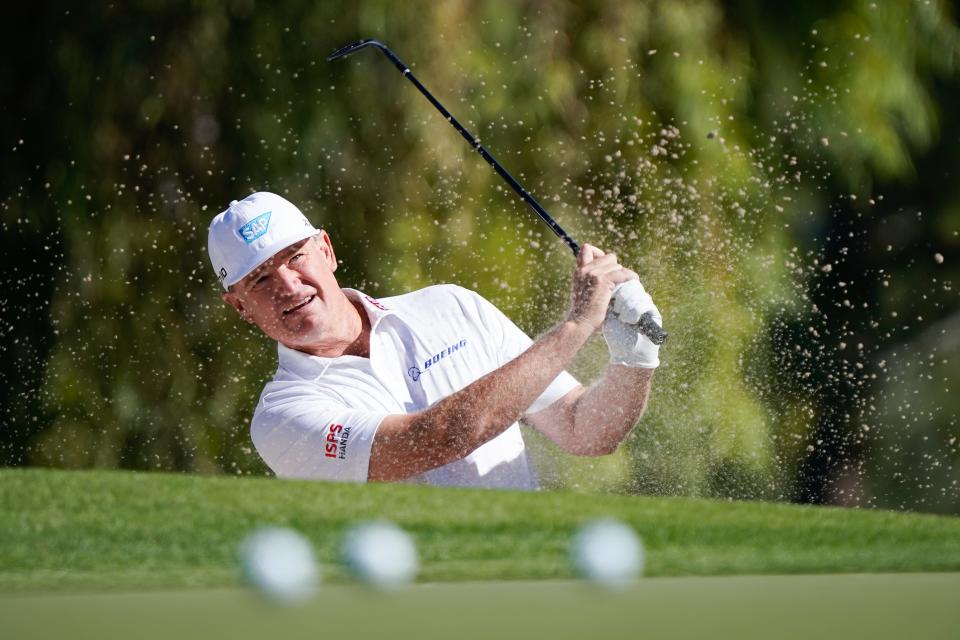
[324,423,352,460]
[238,211,272,244]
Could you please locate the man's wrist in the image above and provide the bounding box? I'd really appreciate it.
[609,353,659,369]
[561,319,597,344]
[608,363,657,377]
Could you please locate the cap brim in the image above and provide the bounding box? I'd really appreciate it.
[222,228,319,290]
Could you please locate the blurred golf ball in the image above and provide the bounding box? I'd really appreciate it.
[342,521,419,588]
[571,518,644,587]
[240,527,319,604]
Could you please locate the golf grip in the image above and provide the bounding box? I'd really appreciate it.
[638,312,667,345]
[328,39,667,346]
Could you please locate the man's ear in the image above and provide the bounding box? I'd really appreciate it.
[222,291,254,324]
[315,230,337,272]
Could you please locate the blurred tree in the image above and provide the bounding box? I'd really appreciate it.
[0,0,956,514]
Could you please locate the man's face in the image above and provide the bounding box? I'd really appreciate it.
[222,231,348,350]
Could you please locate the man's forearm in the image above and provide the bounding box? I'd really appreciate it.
[569,365,654,455]
[419,320,594,460]
[370,320,595,480]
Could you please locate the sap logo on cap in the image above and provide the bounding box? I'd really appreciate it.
[238,211,272,244]
[208,192,319,290]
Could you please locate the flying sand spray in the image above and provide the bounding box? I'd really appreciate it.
[327,39,668,346]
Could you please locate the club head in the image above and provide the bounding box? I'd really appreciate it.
[326,39,386,62]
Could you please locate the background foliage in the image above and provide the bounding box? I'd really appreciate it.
[1,0,958,513]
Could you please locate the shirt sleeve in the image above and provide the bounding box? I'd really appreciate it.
[453,286,581,415]
[250,381,387,483]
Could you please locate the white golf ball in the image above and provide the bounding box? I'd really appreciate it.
[342,521,419,588]
[571,518,644,587]
[240,527,319,604]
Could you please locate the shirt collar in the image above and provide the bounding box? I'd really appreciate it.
[276,288,395,379]
[342,288,394,330]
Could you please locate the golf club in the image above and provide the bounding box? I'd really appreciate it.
[327,39,667,345]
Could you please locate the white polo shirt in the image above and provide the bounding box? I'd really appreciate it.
[250,285,580,490]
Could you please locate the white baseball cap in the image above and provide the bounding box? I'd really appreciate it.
[208,192,319,290]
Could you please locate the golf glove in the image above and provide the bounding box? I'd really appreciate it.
[603,280,661,369]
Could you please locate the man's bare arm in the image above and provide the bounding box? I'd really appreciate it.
[368,244,635,482]
[524,366,654,456]
[368,320,595,481]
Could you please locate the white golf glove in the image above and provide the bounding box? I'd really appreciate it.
[603,280,662,369]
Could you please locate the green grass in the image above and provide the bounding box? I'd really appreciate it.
[2,468,960,591]
[4,575,959,640]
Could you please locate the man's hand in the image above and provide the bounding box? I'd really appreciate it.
[603,280,662,368]
[567,244,639,331]
[611,279,655,325]
[525,275,659,457]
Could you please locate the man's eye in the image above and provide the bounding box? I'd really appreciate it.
[253,274,269,288]
[289,253,304,263]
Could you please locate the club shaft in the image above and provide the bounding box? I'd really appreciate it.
[329,40,667,345]
[372,45,580,255]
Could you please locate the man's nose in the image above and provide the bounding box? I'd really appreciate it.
[274,265,301,293]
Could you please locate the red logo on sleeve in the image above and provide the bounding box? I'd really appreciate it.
[364,295,389,311]
[324,423,352,460]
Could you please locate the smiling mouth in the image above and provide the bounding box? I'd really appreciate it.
[282,295,315,315]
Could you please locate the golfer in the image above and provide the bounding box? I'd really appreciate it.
[209,192,662,489]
